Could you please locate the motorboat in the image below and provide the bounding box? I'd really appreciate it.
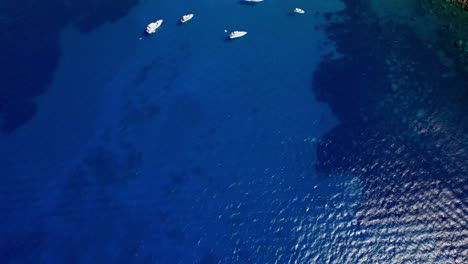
[229,31,248,39]
[293,8,305,14]
[146,19,163,34]
[242,0,264,6]
[180,14,194,23]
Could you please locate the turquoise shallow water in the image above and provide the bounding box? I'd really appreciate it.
[1,0,467,263]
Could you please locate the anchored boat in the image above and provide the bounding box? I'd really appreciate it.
[180,14,194,23]
[146,19,163,34]
[229,31,248,39]
[293,8,305,14]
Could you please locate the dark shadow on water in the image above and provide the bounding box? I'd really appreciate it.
[223,36,247,42]
[1,0,140,134]
[238,1,263,6]
[140,31,151,38]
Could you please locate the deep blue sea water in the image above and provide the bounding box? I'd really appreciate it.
[1,0,467,263]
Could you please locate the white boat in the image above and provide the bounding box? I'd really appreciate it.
[180,14,194,23]
[293,8,305,14]
[229,31,248,39]
[146,19,163,34]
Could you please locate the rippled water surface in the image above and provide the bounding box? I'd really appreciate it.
[1,0,467,263]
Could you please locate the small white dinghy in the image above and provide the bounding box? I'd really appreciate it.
[180,14,194,23]
[146,19,163,34]
[229,31,248,39]
[293,8,305,14]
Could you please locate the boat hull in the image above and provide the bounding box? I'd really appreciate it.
[229,31,248,39]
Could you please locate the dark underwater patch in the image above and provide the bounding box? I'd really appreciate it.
[0,0,139,133]
[133,59,160,86]
[313,0,467,183]
[312,0,467,260]
[0,231,46,264]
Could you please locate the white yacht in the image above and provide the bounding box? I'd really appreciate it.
[180,14,194,23]
[293,8,305,14]
[229,31,248,39]
[146,19,163,34]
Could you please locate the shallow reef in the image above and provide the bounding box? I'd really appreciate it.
[314,0,467,185]
[312,0,467,261]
